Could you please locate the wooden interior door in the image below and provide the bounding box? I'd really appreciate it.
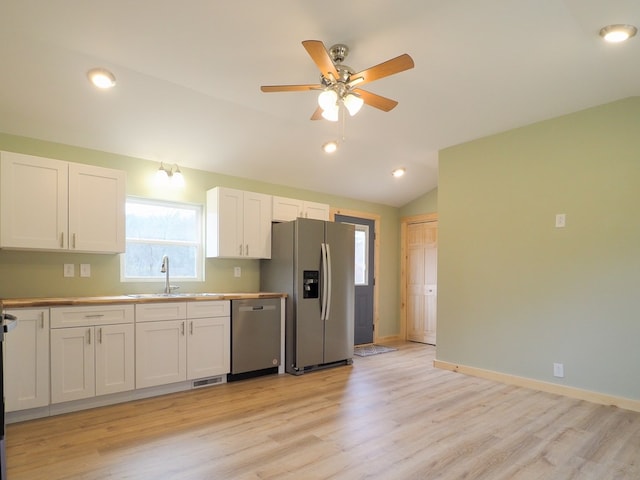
[406,220,438,344]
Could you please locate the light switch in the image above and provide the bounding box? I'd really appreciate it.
[80,264,91,277]
[234,266,241,278]
[555,213,566,228]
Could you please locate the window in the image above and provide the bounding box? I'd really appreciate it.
[354,224,369,286]
[121,197,203,282]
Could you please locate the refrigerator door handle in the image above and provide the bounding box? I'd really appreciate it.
[320,242,328,321]
[325,243,332,321]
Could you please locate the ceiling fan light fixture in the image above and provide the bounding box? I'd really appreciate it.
[321,104,339,122]
[599,24,637,43]
[322,141,338,154]
[318,89,338,110]
[343,93,364,116]
[87,68,116,89]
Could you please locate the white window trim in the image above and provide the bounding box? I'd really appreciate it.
[120,197,205,283]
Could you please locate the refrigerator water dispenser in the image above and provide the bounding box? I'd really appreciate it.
[303,270,319,298]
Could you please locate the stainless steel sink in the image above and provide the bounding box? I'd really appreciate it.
[126,293,224,299]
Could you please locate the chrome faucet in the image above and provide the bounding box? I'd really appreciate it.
[161,255,173,294]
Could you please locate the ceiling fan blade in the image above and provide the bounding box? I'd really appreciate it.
[356,89,399,112]
[302,40,339,80]
[310,106,323,121]
[261,84,322,92]
[348,54,414,87]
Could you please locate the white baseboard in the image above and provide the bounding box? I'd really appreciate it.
[434,359,640,413]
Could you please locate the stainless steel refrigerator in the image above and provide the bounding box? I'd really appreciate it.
[261,218,354,375]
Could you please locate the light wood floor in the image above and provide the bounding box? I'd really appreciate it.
[7,342,640,479]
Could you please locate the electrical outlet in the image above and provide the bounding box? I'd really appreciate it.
[234,266,241,278]
[555,213,566,228]
[553,363,564,378]
[63,264,75,277]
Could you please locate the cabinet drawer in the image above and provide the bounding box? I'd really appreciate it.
[135,302,186,322]
[186,300,230,319]
[51,304,134,328]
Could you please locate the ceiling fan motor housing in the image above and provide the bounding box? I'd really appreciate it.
[329,44,349,63]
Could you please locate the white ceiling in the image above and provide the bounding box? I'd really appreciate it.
[0,1,638,207]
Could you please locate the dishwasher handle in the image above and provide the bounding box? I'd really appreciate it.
[238,305,277,313]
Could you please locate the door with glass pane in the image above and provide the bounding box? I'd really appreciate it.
[335,214,375,345]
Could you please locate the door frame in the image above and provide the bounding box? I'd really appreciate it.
[400,212,438,340]
[331,208,380,344]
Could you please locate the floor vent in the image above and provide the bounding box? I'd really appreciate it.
[192,376,224,388]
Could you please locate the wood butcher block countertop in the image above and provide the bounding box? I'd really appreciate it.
[1,292,286,309]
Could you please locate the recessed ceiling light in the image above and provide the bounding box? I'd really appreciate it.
[392,168,406,178]
[599,24,637,43]
[322,141,338,154]
[87,68,116,89]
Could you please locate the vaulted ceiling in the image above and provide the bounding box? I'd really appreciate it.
[1,1,638,206]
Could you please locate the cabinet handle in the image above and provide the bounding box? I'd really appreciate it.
[245,244,249,256]
[181,321,185,336]
[87,328,91,345]
[99,327,103,344]
[60,232,64,248]
[190,321,193,335]
[84,314,104,319]
[40,312,45,329]
[239,244,243,256]
[72,233,76,249]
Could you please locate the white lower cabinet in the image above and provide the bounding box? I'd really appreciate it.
[136,301,230,388]
[96,323,135,396]
[3,308,50,412]
[135,319,187,388]
[187,303,230,379]
[50,305,135,404]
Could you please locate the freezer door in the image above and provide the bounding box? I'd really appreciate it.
[324,221,355,363]
[293,218,325,369]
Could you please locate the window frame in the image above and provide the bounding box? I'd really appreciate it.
[120,196,205,283]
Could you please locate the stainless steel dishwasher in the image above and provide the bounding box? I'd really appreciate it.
[229,298,281,380]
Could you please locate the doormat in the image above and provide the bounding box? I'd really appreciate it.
[354,344,397,357]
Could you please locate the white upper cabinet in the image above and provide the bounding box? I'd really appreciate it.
[0,152,68,250]
[206,187,272,258]
[272,196,330,222]
[68,162,126,253]
[0,151,126,253]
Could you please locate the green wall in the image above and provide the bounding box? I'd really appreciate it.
[399,187,438,218]
[0,133,401,337]
[437,96,640,400]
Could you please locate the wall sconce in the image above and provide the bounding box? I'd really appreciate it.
[156,162,185,187]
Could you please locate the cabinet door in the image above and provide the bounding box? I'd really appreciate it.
[187,317,230,379]
[68,163,126,253]
[0,152,68,250]
[272,196,304,222]
[51,327,95,403]
[303,201,330,221]
[243,191,272,259]
[207,187,273,258]
[4,308,50,412]
[206,187,244,257]
[95,323,135,396]
[136,320,187,388]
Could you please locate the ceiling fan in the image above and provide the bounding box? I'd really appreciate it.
[261,40,414,121]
